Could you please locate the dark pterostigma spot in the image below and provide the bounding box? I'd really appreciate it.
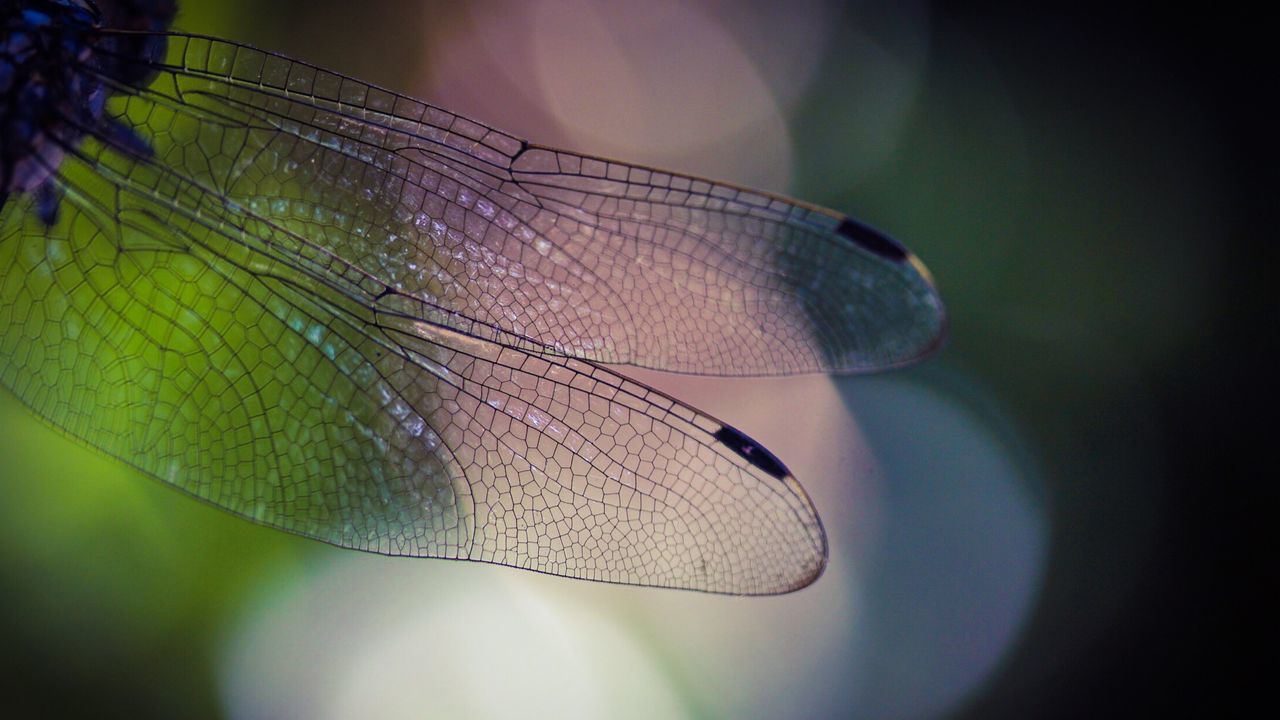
[713,425,790,480]
[836,216,909,262]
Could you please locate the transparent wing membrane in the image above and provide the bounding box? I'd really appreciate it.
[0,29,944,593]
[119,33,945,375]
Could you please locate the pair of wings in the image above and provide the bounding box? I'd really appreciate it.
[0,31,944,594]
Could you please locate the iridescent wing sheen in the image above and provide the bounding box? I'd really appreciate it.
[0,30,942,593]
[103,33,945,376]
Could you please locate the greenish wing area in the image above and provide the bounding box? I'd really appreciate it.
[0,152,471,558]
[0,34,829,593]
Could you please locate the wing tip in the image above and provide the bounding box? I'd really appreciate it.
[775,473,830,595]
[894,272,949,370]
[827,216,949,373]
[737,467,829,596]
[708,424,829,595]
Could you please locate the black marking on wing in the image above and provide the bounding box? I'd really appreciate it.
[713,425,790,481]
[836,216,908,262]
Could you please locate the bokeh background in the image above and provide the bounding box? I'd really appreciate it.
[1,1,1264,718]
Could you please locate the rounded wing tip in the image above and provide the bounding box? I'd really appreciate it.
[830,215,948,371]
[786,472,830,593]
[753,472,828,596]
[711,425,829,595]
[901,249,949,365]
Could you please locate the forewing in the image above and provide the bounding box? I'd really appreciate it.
[92,32,944,376]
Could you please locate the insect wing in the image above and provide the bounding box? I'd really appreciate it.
[98,33,945,376]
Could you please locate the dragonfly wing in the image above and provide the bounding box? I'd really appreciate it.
[93,32,943,376]
[1,192,473,560]
[0,188,824,593]
[379,316,827,593]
